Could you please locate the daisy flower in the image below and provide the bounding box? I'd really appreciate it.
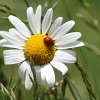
[0,5,84,90]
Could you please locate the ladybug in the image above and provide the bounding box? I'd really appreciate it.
[44,37,54,46]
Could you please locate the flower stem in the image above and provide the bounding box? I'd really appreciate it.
[31,62,39,100]
[17,79,22,100]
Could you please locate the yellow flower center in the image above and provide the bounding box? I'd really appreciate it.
[24,34,56,65]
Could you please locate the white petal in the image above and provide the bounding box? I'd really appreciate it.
[35,5,42,33]
[18,61,29,79]
[9,28,27,40]
[0,31,25,46]
[42,8,53,34]
[48,17,63,36]
[25,72,33,90]
[0,39,23,49]
[34,65,41,83]
[8,15,31,38]
[25,69,33,90]
[53,50,76,63]
[43,64,55,87]
[50,60,68,75]
[40,67,47,85]
[8,31,25,43]
[3,49,25,65]
[3,49,24,56]
[51,20,75,40]
[62,50,76,56]
[57,41,84,49]
[9,28,19,36]
[25,62,34,90]
[55,32,81,45]
[27,7,38,34]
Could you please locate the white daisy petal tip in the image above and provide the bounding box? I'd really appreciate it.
[58,17,63,21]
[47,79,55,87]
[27,7,34,16]
[69,20,75,26]
[67,20,75,28]
[62,67,68,76]
[80,41,84,46]
[36,5,42,13]
[55,17,63,23]
[42,7,53,34]
[25,80,33,91]
[25,82,33,91]
[8,15,16,22]
[51,60,68,76]
[49,8,53,12]
[37,5,41,9]
[37,5,42,13]
[8,15,13,20]
[77,32,82,37]
[27,7,33,12]
[8,14,31,38]
[47,8,53,16]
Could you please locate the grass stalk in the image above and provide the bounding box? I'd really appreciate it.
[75,58,96,100]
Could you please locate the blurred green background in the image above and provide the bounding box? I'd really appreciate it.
[0,0,100,100]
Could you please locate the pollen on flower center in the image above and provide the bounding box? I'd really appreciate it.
[24,34,56,65]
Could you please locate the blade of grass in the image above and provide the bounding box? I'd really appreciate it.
[85,42,100,57]
[80,47,100,100]
[66,74,83,100]
[75,58,96,100]
[0,4,11,11]
[23,0,29,7]
[62,0,72,19]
